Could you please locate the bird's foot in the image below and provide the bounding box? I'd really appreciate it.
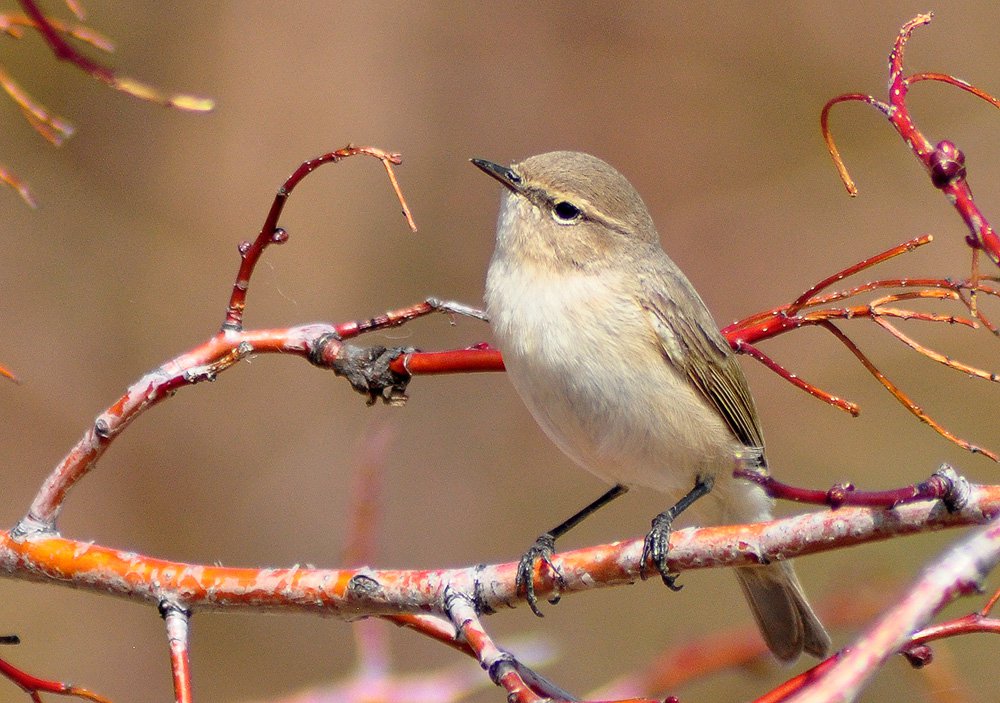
[640,475,715,590]
[641,511,682,590]
[516,533,566,616]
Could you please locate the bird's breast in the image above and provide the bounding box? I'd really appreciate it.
[485,257,735,492]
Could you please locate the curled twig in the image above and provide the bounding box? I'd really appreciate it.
[221,146,417,332]
[821,12,1000,267]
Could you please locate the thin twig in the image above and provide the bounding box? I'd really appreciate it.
[819,321,997,461]
[221,146,416,332]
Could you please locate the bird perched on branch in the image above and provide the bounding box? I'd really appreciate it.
[475,151,830,661]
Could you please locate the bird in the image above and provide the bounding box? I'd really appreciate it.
[473,150,830,662]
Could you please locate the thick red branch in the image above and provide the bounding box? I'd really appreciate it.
[4,483,999,619]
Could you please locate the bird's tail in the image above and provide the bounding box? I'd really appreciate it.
[734,562,831,662]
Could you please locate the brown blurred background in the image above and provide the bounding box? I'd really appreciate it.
[1,2,999,701]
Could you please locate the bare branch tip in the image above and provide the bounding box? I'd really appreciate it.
[0,365,21,384]
[67,686,114,703]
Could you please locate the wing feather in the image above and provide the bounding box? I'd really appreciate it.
[640,273,765,454]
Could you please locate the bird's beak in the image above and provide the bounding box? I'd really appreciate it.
[471,158,523,194]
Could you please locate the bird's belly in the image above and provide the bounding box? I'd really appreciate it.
[488,267,736,494]
[505,345,732,494]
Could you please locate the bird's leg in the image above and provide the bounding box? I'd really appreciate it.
[641,475,715,589]
[517,484,628,616]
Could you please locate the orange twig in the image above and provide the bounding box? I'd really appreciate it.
[0,163,34,208]
[818,320,997,461]
[788,235,932,315]
[0,68,74,146]
[0,654,111,703]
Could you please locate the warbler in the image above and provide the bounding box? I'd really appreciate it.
[475,151,830,661]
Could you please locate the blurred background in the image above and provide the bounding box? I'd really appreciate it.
[1,2,999,701]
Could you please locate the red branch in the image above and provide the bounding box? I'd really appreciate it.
[821,12,1000,267]
[0,652,111,703]
[5,484,999,620]
[758,514,1000,703]
[18,0,111,82]
[222,146,416,332]
[6,14,1000,700]
[16,0,213,111]
[735,465,965,511]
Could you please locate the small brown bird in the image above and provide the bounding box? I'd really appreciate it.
[474,151,830,661]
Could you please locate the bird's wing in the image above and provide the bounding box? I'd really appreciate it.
[640,275,765,454]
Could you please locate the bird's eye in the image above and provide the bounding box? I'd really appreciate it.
[552,200,582,223]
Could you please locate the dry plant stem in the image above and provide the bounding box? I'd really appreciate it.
[0,14,112,50]
[62,0,84,20]
[753,658,841,703]
[0,163,35,207]
[17,0,110,82]
[222,145,417,332]
[778,515,1000,703]
[722,233,1000,457]
[758,563,1000,703]
[727,235,934,340]
[0,11,116,149]
[872,316,1000,381]
[0,67,74,145]
[785,235,931,317]
[334,298,486,341]
[822,13,1000,266]
[390,347,505,376]
[162,604,193,703]
[17,0,214,111]
[1,3,208,204]
[907,609,1000,646]
[732,340,859,415]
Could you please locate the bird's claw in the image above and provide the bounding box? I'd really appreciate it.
[641,512,682,591]
[516,533,565,616]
